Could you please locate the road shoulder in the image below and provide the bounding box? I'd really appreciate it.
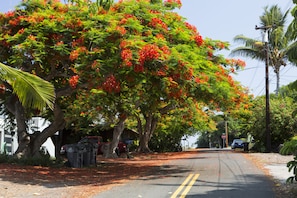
[244,152,297,198]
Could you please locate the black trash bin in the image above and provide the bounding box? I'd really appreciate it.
[81,142,92,167]
[90,143,98,165]
[243,142,249,152]
[78,141,98,167]
[66,144,84,168]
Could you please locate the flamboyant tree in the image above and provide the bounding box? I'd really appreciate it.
[65,0,249,153]
[111,0,248,152]
[0,0,94,157]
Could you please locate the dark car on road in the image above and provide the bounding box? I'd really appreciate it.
[231,139,244,149]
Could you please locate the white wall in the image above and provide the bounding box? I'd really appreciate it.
[28,117,55,158]
[0,117,55,158]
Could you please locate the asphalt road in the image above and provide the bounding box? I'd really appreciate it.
[93,149,275,198]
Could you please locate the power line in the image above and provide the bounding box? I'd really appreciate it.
[248,61,260,89]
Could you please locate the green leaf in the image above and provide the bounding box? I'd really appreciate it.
[0,62,55,110]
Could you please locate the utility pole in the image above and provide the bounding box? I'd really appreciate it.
[225,121,228,147]
[255,25,271,152]
[225,115,228,148]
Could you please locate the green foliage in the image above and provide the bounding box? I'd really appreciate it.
[0,153,58,167]
[286,156,297,183]
[196,133,209,148]
[280,138,297,183]
[246,94,297,151]
[280,138,297,155]
[0,153,10,163]
[149,131,182,152]
[278,84,297,183]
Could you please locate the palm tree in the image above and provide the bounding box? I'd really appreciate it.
[0,62,55,110]
[230,5,293,95]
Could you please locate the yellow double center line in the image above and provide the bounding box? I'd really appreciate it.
[171,173,200,198]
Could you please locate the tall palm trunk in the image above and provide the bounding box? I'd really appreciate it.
[275,68,280,95]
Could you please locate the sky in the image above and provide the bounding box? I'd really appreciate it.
[1,0,297,97]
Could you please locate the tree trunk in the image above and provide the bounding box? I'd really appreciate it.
[6,96,65,158]
[137,113,158,153]
[275,68,280,96]
[28,104,65,158]
[103,116,126,158]
[5,96,30,158]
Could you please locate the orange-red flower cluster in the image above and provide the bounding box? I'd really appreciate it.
[69,47,87,61]
[26,15,45,24]
[207,46,213,57]
[69,50,79,61]
[121,49,133,67]
[119,14,136,25]
[0,84,5,94]
[169,88,183,99]
[184,22,197,33]
[196,73,209,84]
[69,75,79,88]
[160,45,170,54]
[149,18,168,31]
[116,26,126,35]
[164,0,182,8]
[28,34,36,41]
[91,60,100,72]
[4,11,15,18]
[156,33,165,40]
[195,77,201,83]
[9,16,24,26]
[155,65,168,76]
[138,44,160,65]
[102,75,121,93]
[120,40,132,49]
[226,58,246,67]
[56,41,64,46]
[216,42,225,49]
[65,18,82,29]
[18,28,25,35]
[183,67,193,80]
[149,10,161,14]
[71,38,84,47]
[194,34,203,47]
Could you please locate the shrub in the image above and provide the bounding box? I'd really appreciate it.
[280,137,297,183]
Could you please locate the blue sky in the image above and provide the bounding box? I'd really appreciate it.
[1,0,297,96]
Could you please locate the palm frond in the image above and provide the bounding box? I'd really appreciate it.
[286,42,297,65]
[260,5,288,27]
[233,35,260,47]
[230,47,265,61]
[0,62,55,110]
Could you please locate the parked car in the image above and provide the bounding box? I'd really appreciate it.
[231,139,244,149]
[60,136,127,156]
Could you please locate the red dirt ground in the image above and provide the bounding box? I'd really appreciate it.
[0,151,197,198]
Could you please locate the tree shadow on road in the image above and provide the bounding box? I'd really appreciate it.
[179,174,275,198]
